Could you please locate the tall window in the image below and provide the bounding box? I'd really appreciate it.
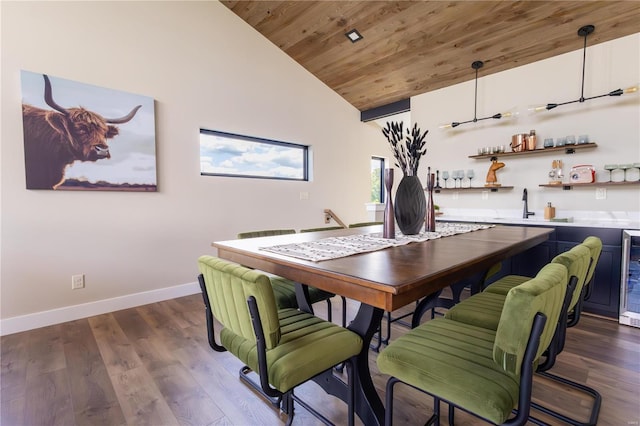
[371,156,385,203]
[200,129,309,181]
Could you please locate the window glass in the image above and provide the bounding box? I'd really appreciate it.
[200,129,308,180]
[371,156,385,203]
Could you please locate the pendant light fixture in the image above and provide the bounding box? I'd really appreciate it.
[530,24,638,112]
[439,60,515,129]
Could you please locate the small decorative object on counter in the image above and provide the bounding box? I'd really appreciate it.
[485,157,505,187]
[383,168,395,239]
[544,202,556,220]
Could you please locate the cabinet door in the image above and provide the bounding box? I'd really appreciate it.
[510,240,557,278]
[558,241,622,318]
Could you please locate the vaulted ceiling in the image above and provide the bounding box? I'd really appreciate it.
[221,1,640,112]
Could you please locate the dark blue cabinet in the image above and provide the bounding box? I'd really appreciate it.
[555,227,622,318]
[504,225,622,318]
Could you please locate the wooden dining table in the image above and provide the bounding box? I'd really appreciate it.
[213,224,553,425]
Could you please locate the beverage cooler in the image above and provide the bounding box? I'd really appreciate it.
[620,230,640,328]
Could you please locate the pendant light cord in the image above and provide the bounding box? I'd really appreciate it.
[580,29,588,102]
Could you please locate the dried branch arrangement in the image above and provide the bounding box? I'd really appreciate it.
[382,121,428,176]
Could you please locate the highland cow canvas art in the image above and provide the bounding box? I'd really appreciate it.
[21,71,157,191]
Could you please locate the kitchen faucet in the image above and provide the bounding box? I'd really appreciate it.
[522,188,535,219]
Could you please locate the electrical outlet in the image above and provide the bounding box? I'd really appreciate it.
[299,191,309,200]
[71,274,85,289]
[481,191,489,200]
[595,188,606,200]
[452,191,459,200]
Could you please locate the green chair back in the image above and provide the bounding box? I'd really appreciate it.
[582,236,603,286]
[493,262,567,375]
[198,255,281,349]
[551,244,590,312]
[348,221,382,228]
[237,229,296,239]
[300,226,344,233]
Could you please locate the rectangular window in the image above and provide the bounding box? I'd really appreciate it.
[371,156,385,203]
[200,129,309,181]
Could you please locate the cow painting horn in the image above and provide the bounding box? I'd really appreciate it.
[105,105,142,124]
[43,74,69,115]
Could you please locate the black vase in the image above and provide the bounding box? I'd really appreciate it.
[394,175,426,235]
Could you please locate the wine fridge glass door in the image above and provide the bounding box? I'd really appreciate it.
[620,230,640,328]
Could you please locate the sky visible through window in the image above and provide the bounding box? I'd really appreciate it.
[200,130,307,180]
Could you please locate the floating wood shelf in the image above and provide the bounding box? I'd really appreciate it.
[539,181,639,190]
[433,186,514,193]
[470,143,598,159]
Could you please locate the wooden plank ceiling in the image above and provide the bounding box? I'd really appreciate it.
[221,1,640,112]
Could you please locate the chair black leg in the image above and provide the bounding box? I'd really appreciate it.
[531,371,601,426]
[429,397,440,426]
[385,377,399,426]
[326,299,333,323]
[448,403,455,425]
[238,366,282,408]
[341,295,347,327]
[284,391,295,426]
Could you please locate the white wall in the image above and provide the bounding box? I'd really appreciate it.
[411,33,640,215]
[0,1,387,332]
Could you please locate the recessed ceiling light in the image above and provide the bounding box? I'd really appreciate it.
[345,29,363,43]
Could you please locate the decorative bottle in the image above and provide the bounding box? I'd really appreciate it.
[383,168,395,238]
[425,172,436,232]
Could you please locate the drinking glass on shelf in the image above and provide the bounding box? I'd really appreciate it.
[441,171,449,188]
[577,134,589,144]
[467,169,475,188]
[603,164,618,182]
[565,135,576,145]
[620,164,632,182]
[456,170,464,188]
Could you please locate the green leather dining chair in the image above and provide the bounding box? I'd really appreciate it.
[237,229,344,326]
[484,237,602,329]
[299,226,344,232]
[348,221,383,228]
[447,241,601,426]
[198,256,362,426]
[377,262,568,425]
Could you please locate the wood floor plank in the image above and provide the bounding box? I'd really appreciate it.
[1,331,29,426]
[25,324,66,380]
[109,365,179,426]
[89,313,141,375]
[24,368,75,426]
[61,319,127,426]
[172,339,284,425]
[150,363,225,425]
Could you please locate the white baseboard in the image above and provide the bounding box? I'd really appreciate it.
[0,281,201,336]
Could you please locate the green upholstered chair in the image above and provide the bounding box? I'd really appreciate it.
[484,237,602,329]
[348,221,382,228]
[298,227,348,327]
[447,242,601,426]
[198,256,362,425]
[377,262,568,426]
[299,226,344,232]
[448,244,590,333]
[237,229,343,325]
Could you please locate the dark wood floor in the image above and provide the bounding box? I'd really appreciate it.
[1,293,639,425]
